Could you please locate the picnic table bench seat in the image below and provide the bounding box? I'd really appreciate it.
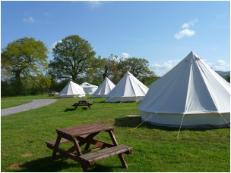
[79,144,132,165]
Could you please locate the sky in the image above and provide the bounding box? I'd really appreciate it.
[1,1,230,76]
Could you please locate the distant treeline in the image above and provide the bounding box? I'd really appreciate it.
[1,35,158,96]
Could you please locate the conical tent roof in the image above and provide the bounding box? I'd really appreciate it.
[93,77,115,97]
[59,81,85,97]
[107,71,149,102]
[140,51,230,114]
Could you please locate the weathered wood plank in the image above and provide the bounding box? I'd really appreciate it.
[57,124,114,137]
[79,145,132,165]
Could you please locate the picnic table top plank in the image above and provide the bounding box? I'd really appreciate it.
[57,124,114,137]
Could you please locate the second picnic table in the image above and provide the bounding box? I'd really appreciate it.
[46,124,132,171]
[72,100,92,109]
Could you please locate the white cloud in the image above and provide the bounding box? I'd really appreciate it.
[174,19,198,40]
[121,52,130,59]
[209,59,230,71]
[152,59,180,76]
[23,16,35,23]
[181,19,198,29]
[174,29,195,39]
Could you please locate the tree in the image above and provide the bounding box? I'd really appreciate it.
[1,37,48,94]
[49,35,95,82]
[83,54,121,85]
[118,57,156,82]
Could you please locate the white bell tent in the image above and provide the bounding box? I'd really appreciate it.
[80,82,98,95]
[107,71,149,102]
[139,51,230,127]
[59,81,85,97]
[93,77,115,97]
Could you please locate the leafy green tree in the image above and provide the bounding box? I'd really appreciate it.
[84,55,157,86]
[49,35,95,82]
[1,37,48,94]
[84,54,121,85]
[118,57,156,82]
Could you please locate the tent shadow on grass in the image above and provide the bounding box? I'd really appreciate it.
[18,156,119,172]
[114,116,229,131]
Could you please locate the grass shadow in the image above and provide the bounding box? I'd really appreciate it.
[64,107,90,112]
[17,156,124,172]
[64,108,76,112]
[114,116,230,131]
[17,156,78,172]
[114,116,141,128]
[89,164,121,172]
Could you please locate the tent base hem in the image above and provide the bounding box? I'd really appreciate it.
[107,96,145,102]
[141,112,230,128]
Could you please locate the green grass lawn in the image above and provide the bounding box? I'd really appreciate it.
[1,97,230,172]
[1,95,54,108]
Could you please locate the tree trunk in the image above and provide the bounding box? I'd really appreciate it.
[15,71,23,95]
[72,72,78,82]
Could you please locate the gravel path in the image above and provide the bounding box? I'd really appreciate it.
[1,99,57,116]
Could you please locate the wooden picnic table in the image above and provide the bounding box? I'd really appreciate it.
[72,100,93,109]
[46,124,132,171]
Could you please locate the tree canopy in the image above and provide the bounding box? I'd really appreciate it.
[2,35,158,96]
[85,55,157,85]
[49,35,95,82]
[118,57,155,79]
[2,37,48,82]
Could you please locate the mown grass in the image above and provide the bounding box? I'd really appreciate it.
[1,97,230,172]
[1,95,53,108]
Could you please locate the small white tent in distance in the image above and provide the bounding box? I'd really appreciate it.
[139,51,230,127]
[107,71,149,102]
[59,81,85,97]
[93,77,115,97]
[80,82,98,95]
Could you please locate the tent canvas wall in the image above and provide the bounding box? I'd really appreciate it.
[93,77,115,97]
[59,81,85,97]
[107,71,149,102]
[139,51,230,127]
[80,82,98,95]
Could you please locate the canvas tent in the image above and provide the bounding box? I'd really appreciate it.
[139,51,230,127]
[107,71,149,102]
[59,81,85,97]
[93,77,115,97]
[81,82,98,95]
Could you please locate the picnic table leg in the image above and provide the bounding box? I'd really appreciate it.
[52,135,62,160]
[108,130,128,168]
[80,162,90,172]
[82,132,99,152]
[72,137,82,156]
[71,137,90,171]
